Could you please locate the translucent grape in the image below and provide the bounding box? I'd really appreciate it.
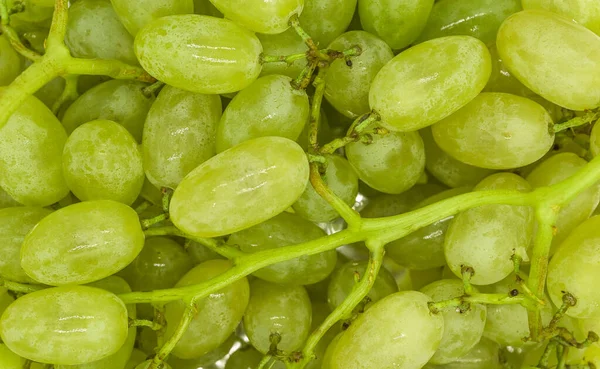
[0,286,128,365]
[321,332,343,369]
[0,344,25,368]
[298,0,357,47]
[225,347,263,369]
[21,200,145,286]
[258,30,307,79]
[143,85,222,189]
[358,0,434,50]
[425,338,502,369]
[496,10,600,110]
[360,183,445,218]
[125,349,147,369]
[134,15,263,94]
[431,93,554,169]
[484,44,532,97]
[216,75,309,152]
[110,0,194,36]
[208,0,303,34]
[167,334,237,369]
[409,267,444,291]
[0,34,21,86]
[369,36,491,132]
[170,136,309,237]
[522,0,600,35]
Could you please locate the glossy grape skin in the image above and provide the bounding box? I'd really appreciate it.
[522,0,600,35]
[216,75,309,152]
[484,43,532,97]
[358,0,434,50]
[62,80,154,143]
[165,260,249,359]
[135,15,262,94]
[416,0,521,45]
[369,36,491,132]
[170,136,309,238]
[444,173,533,285]
[327,260,398,312]
[292,154,358,223]
[258,30,307,78]
[208,0,303,34]
[298,0,357,47]
[324,31,394,119]
[346,130,425,194]
[526,153,600,254]
[143,85,222,189]
[21,200,145,286]
[110,0,193,36]
[329,291,444,369]
[432,93,554,169]
[0,286,128,365]
[0,35,21,86]
[65,0,137,65]
[497,10,600,111]
[0,92,69,207]
[244,279,312,354]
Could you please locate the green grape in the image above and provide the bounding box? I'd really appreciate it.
[167,334,237,369]
[324,31,394,119]
[186,240,222,264]
[421,128,495,188]
[409,267,444,291]
[165,260,249,359]
[522,0,600,35]
[0,207,51,284]
[526,153,600,254]
[0,186,21,208]
[62,80,154,143]
[428,338,502,369]
[298,0,357,47]
[225,347,263,369]
[327,260,398,311]
[297,109,334,151]
[416,0,521,45]
[244,279,312,354]
[483,43,532,96]
[321,332,343,369]
[125,349,147,369]
[137,326,158,356]
[360,183,446,217]
[292,154,359,223]
[305,301,339,369]
[193,0,223,16]
[21,30,48,54]
[592,123,600,158]
[170,136,309,238]
[143,85,222,189]
[110,0,194,36]
[329,291,444,369]
[63,120,144,205]
[134,361,171,369]
[421,279,486,365]
[258,29,307,79]
[34,74,66,110]
[369,36,491,132]
[0,92,69,207]
[346,130,425,194]
[444,173,533,285]
[65,0,138,65]
[0,286,128,365]
[432,93,554,170]
[497,10,600,111]
[227,212,335,284]
[139,178,163,205]
[0,288,15,317]
[135,15,263,94]
[21,200,145,286]
[0,344,25,369]
[358,0,434,50]
[216,75,309,152]
[208,0,303,34]
[0,34,21,86]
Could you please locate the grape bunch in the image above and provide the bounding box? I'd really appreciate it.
[1,0,600,369]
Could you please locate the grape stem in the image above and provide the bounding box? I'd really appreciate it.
[0,2,42,62]
[0,278,45,294]
[140,213,169,229]
[149,302,196,369]
[552,109,600,133]
[428,293,535,314]
[129,319,163,330]
[256,355,273,369]
[319,112,383,155]
[308,66,328,153]
[51,74,79,114]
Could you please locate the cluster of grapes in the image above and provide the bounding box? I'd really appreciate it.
[1,0,600,369]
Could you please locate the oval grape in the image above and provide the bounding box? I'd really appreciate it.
[208,0,303,34]
[110,0,194,35]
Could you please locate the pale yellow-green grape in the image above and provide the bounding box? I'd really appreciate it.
[125,349,147,369]
[416,0,521,45]
[186,240,222,265]
[170,136,309,237]
[63,120,145,205]
[111,0,194,36]
[420,128,494,188]
[298,0,357,47]
[526,153,600,254]
[425,338,502,369]
[409,267,444,291]
[139,178,163,205]
[327,260,398,311]
[0,186,21,208]
[346,130,425,194]
[360,183,446,218]
[305,302,339,369]
[194,0,223,16]
[135,15,263,94]
[329,291,444,369]
[591,122,600,157]
[421,280,487,365]
[292,154,359,223]
[522,0,600,35]
[0,92,69,206]
[484,43,532,97]
[21,200,145,285]
[62,80,155,142]
[0,344,25,369]
[0,288,14,317]
[547,216,600,319]
[137,326,158,356]
[216,75,309,152]
[225,347,265,369]
[208,0,303,34]
[0,286,128,365]
[444,173,533,285]
[324,31,394,119]
[432,93,554,169]
[520,335,587,369]
[358,0,434,50]
[369,36,491,132]
[167,334,237,369]
[0,35,22,86]
[34,75,66,110]
[258,29,307,78]
[143,85,221,189]
[65,0,138,65]
[244,279,312,354]
[0,207,51,283]
[135,361,172,369]
[165,260,249,359]
[227,212,336,284]
[321,332,343,369]
[497,10,600,110]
